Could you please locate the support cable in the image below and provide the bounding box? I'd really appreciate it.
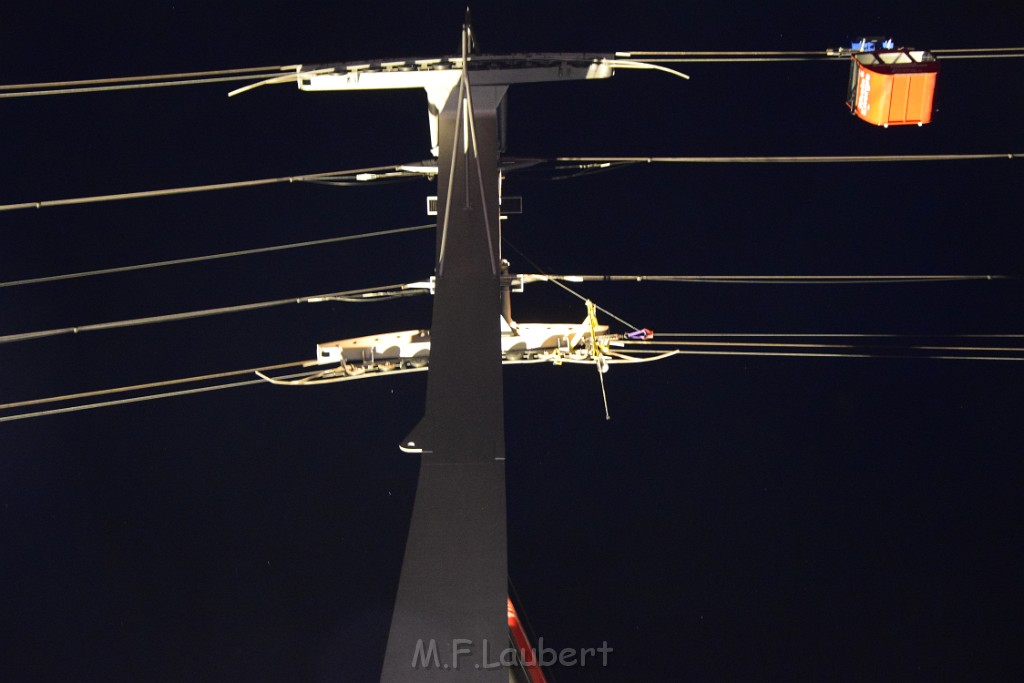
[0,282,422,345]
[0,165,404,213]
[618,347,1024,362]
[0,65,296,99]
[615,55,1024,64]
[616,47,1024,63]
[501,239,640,331]
[556,153,1022,165]
[0,368,319,424]
[625,340,1024,354]
[0,360,309,411]
[0,73,292,99]
[536,276,638,331]
[4,47,1021,99]
[1,224,433,288]
[436,43,467,277]
[527,274,1006,285]
[656,332,1024,338]
[7,340,1021,424]
[461,53,498,275]
[1,157,1014,214]
[936,54,1024,60]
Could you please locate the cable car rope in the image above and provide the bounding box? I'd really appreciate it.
[3,46,1021,100]
[615,55,1024,63]
[6,333,1022,424]
[625,57,836,63]
[557,153,1022,165]
[4,268,998,346]
[937,54,1024,60]
[620,50,823,56]
[501,238,640,331]
[0,282,425,345]
[1,224,433,289]
[618,47,1024,63]
[0,164,405,212]
[0,368,320,424]
[932,47,1024,53]
[626,339,1024,354]
[0,65,296,99]
[619,347,1024,362]
[541,276,639,331]
[0,360,309,411]
[528,274,1006,284]
[656,332,1024,338]
[1,154,1015,215]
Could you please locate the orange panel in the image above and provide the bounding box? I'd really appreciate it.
[905,73,937,124]
[855,67,894,126]
[889,74,911,123]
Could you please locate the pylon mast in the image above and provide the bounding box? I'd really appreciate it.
[297,23,614,680]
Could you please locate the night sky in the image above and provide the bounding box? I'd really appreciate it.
[2,3,1023,681]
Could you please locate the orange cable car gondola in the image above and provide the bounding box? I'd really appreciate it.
[846,45,939,127]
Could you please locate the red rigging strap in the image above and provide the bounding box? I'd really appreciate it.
[507,598,547,683]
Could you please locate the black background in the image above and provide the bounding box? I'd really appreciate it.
[2,2,1022,681]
